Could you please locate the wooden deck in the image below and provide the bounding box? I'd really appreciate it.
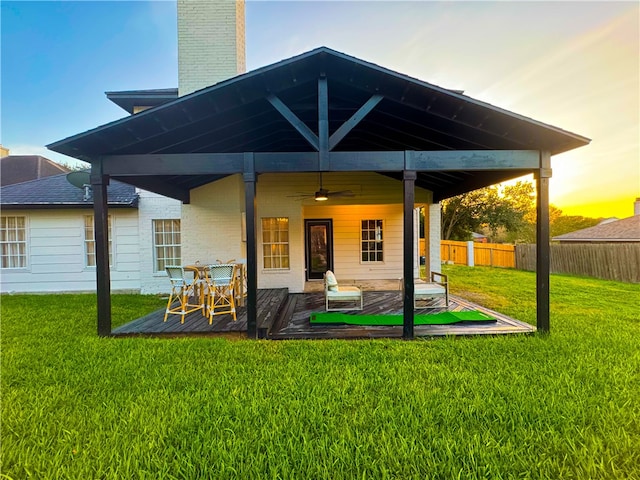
[270,291,534,339]
[112,288,535,339]
[111,288,289,338]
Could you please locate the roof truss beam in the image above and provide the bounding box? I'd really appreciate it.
[329,94,383,150]
[267,94,319,151]
[101,150,540,176]
[268,77,384,156]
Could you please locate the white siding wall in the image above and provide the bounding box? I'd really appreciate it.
[256,172,431,292]
[177,172,438,293]
[137,190,183,294]
[1,209,140,293]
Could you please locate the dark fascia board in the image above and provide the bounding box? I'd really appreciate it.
[105,88,178,114]
[48,46,590,160]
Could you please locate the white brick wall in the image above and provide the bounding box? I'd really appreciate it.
[137,190,182,294]
[177,0,246,96]
[182,174,246,269]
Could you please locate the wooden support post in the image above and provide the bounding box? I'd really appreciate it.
[244,153,258,339]
[403,167,416,339]
[91,159,112,337]
[536,152,552,333]
[318,76,329,171]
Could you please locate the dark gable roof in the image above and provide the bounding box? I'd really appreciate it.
[50,47,590,159]
[1,155,70,187]
[0,173,138,209]
[553,216,640,242]
[106,88,178,114]
[48,47,590,201]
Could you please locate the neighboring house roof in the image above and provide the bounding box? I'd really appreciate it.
[552,215,640,242]
[106,88,179,114]
[0,173,138,209]
[1,155,70,187]
[48,46,590,203]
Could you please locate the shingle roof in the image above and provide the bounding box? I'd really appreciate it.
[552,216,640,242]
[1,155,70,186]
[0,173,138,209]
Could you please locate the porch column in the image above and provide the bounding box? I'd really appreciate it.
[536,151,552,333]
[91,158,112,337]
[403,168,416,339]
[244,153,258,338]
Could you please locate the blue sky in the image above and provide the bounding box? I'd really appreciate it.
[2,1,638,217]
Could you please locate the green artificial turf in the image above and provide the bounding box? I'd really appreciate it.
[310,310,496,325]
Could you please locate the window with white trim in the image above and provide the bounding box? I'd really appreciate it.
[361,219,384,262]
[262,217,289,269]
[1,216,27,269]
[85,215,113,267]
[153,219,181,272]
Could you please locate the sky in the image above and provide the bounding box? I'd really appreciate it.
[1,1,638,219]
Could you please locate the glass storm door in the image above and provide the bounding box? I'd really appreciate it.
[305,219,333,280]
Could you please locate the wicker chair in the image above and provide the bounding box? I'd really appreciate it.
[163,266,206,323]
[205,264,238,323]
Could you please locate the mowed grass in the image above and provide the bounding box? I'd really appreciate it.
[1,267,639,479]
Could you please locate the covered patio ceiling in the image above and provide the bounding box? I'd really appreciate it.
[48,47,590,202]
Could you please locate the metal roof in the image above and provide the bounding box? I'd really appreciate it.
[48,47,590,200]
[0,173,138,209]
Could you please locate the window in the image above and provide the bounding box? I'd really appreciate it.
[153,219,181,272]
[1,216,27,268]
[262,217,289,269]
[361,219,384,262]
[85,215,113,267]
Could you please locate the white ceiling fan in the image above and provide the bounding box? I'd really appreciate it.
[288,172,355,201]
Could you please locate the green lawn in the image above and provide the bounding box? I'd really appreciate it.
[1,266,639,479]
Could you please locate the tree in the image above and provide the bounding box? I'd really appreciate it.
[441,182,534,241]
[551,214,601,238]
[441,182,603,243]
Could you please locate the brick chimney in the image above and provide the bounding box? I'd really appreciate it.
[634,198,640,216]
[177,0,246,97]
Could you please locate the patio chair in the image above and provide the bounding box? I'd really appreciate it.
[205,263,237,323]
[234,259,247,307]
[413,272,449,309]
[324,270,363,311]
[163,265,206,323]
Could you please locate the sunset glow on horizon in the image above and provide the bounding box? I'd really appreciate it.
[3,2,638,221]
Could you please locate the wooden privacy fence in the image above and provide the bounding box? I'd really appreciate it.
[515,243,640,283]
[441,240,515,268]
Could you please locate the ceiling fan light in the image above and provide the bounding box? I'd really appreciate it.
[315,189,329,201]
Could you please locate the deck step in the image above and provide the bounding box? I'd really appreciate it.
[267,294,299,338]
[257,288,289,338]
